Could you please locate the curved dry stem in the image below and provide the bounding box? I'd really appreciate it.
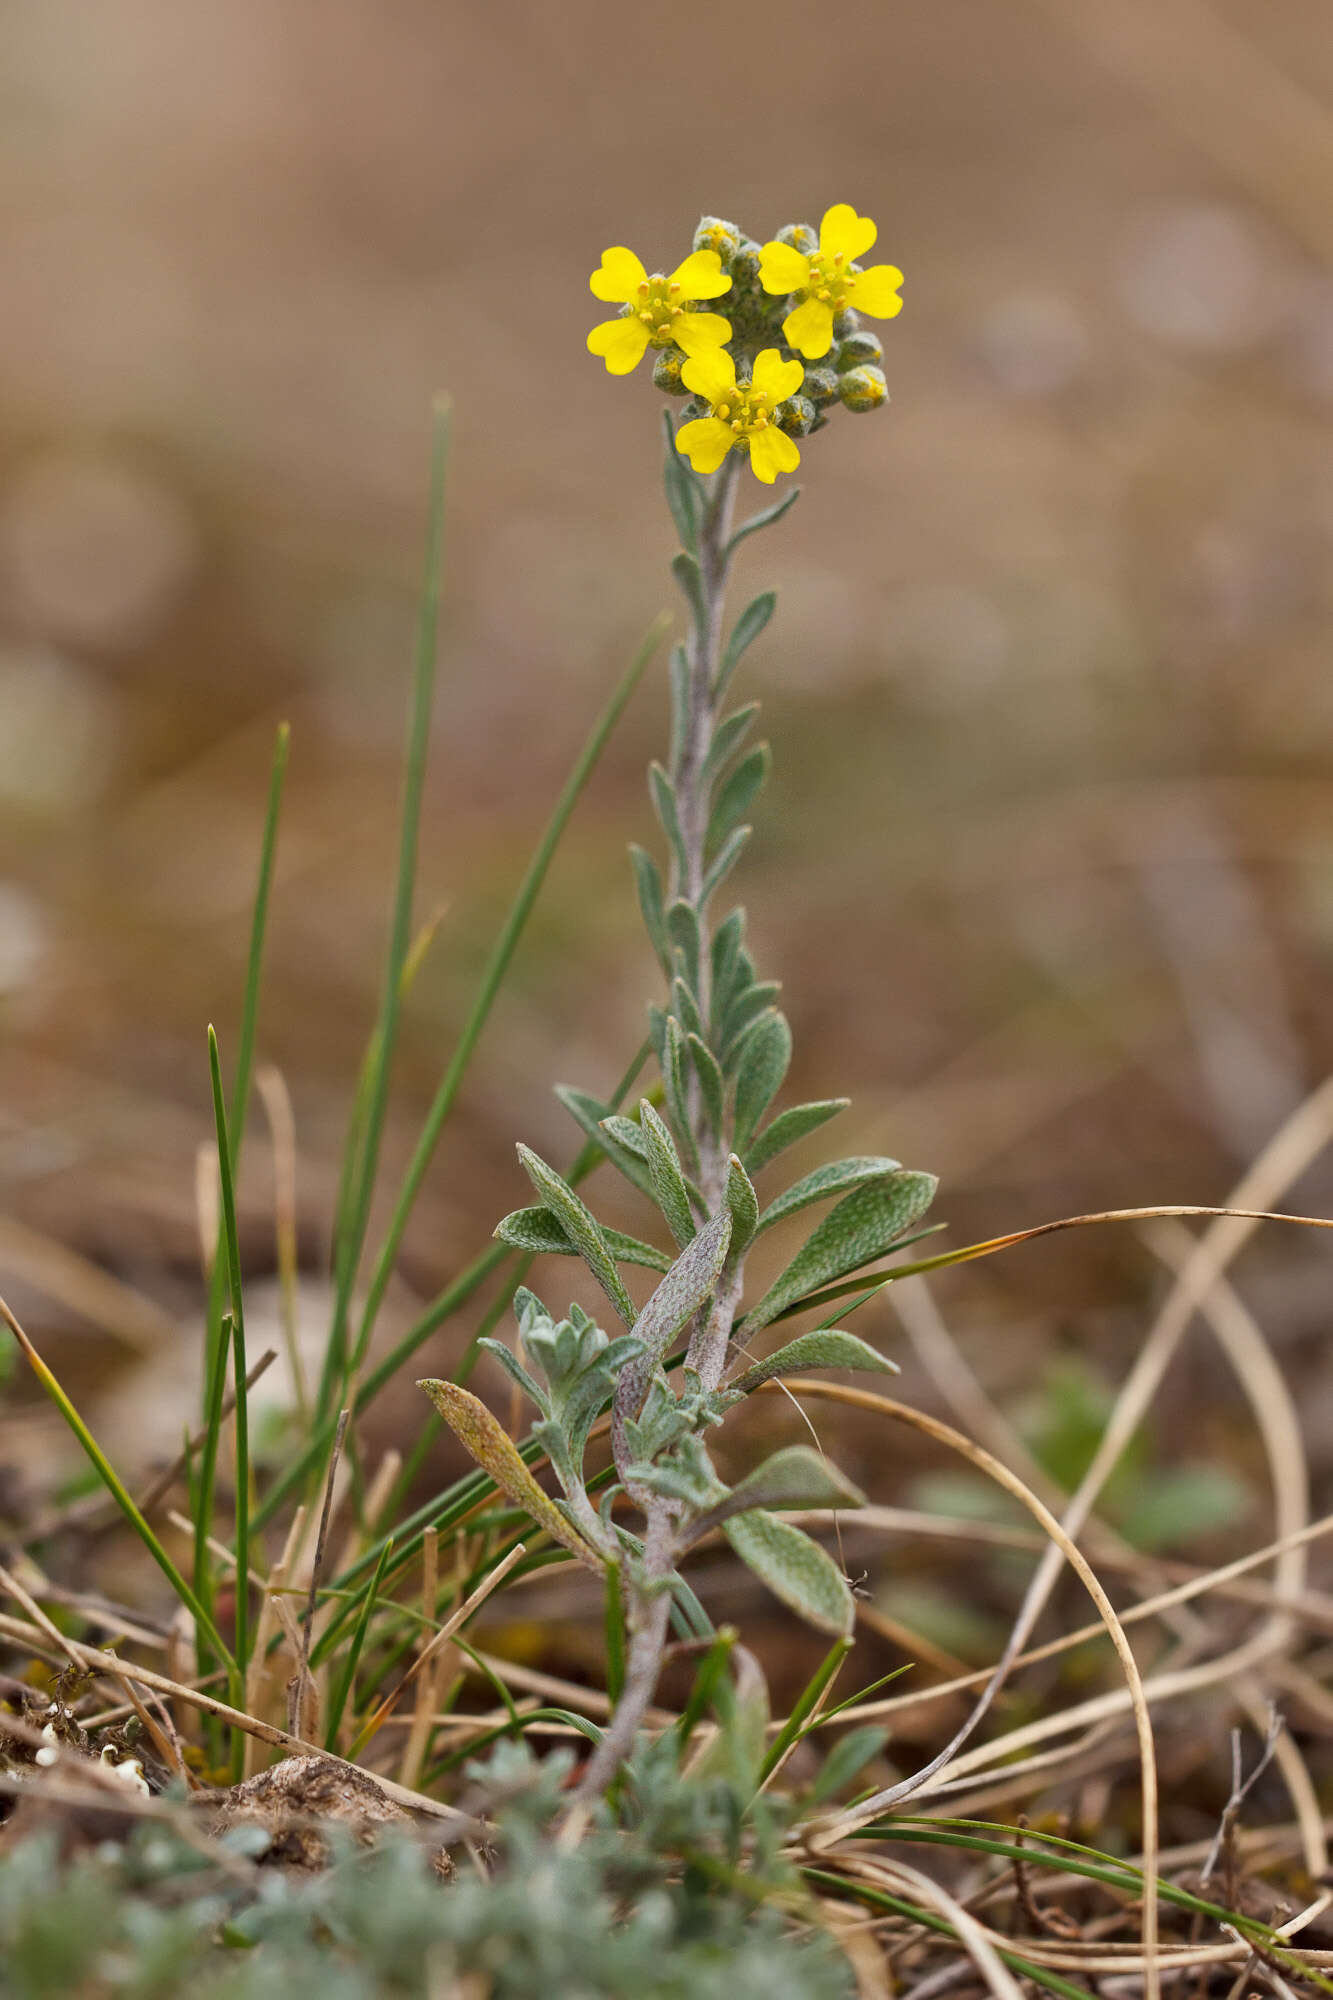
[786,1381,1161,2000]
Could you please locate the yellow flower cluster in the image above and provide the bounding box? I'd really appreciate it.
[587,204,902,482]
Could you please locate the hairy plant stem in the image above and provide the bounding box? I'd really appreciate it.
[576,452,753,1803]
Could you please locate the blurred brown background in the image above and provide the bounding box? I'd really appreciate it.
[5,0,1333,1535]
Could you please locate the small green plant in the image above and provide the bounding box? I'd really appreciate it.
[423,202,930,1798]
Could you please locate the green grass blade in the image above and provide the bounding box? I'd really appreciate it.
[320,401,452,1420]
[323,1536,394,1750]
[345,614,669,1382]
[207,1030,251,1692]
[200,722,289,1423]
[759,1636,849,1782]
[1,1301,233,1674]
[804,1870,1093,2000]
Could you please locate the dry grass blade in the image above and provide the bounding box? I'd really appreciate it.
[777,1380,1162,2000]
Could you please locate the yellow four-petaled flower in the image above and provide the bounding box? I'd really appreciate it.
[759,205,903,360]
[587,248,733,376]
[675,348,805,484]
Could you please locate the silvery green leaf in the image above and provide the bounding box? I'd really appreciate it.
[723,1512,854,1635]
[666,900,701,994]
[629,844,670,974]
[647,1004,670,1075]
[671,976,704,1042]
[730,1328,900,1391]
[625,1434,727,1509]
[649,763,686,877]
[757,1156,904,1235]
[724,1154,759,1258]
[599,1113,648,1161]
[710,908,745,1001]
[494,1203,671,1273]
[662,410,702,552]
[615,1210,732,1419]
[476,1337,548,1413]
[661,1017,697,1168]
[715,592,776,702]
[668,642,691,773]
[745,1098,850,1174]
[687,1033,725,1138]
[722,981,782,1060]
[638,1100,697,1248]
[703,703,760,783]
[741,1171,939,1334]
[732,1008,792,1150]
[695,1446,864,1535]
[516,1144,637,1325]
[556,1085,654,1199]
[700,826,751,907]
[707,744,769,850]
[672,550,708,630]
[809,1726,889,1804]
[773,1222,947,1321]
[726,487,800,560]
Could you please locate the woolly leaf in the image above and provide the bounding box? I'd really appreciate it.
[661,1016,697,1167]
[687,1032,725,1138]
[662,410,702,550]
[745,1098,850,1174]
[672,550,708,631]
[494,1205,671,1273]
[707,744,769,850]
[732,1008,792,1149]
[703,703,760,783]
[700,825,751,907]
[730,1328,900,1392]
[615,1210,732,1418]
[649,763,686,877]
[629,844,670,974]
[724,1154,759,1258]
[722,981,782,1060]
[723,1512,853,1635]
[517,1144,637,1324]
[475,1337,547,1411]
[639,1100,697,1249]
[715,591,776,701]
[666,900,701,995]
[741,1171,939,1333]
[757,1156,903,1235]
[668,642,691,774]
[697,1446,865,1532]
[727,487,800,560]
[671,976,704,1042]
[555,1084,654,1198]
[417,1378,601,1570]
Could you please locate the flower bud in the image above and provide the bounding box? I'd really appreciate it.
[838,364,889,413]
[777,394,816,437]
[693,216,742,265]
[802,367,839,408]
[653,349,689,396]
[776,222,818,256]
[836,329,884,372]
[729,240,763,290]
[832,308,861,340]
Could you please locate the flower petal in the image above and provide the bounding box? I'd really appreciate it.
[590,247,648,303]
[782,296,835,359]
[587,316,651,374]
[676,418,735,476]
[748,426,800,484]
[752,348,805,401]
[680,346,737,403]
[849,264,904,319]
[673,311,732,356]
[819,204,877,261]
[669,249,731,300]
[759,241,812,295]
